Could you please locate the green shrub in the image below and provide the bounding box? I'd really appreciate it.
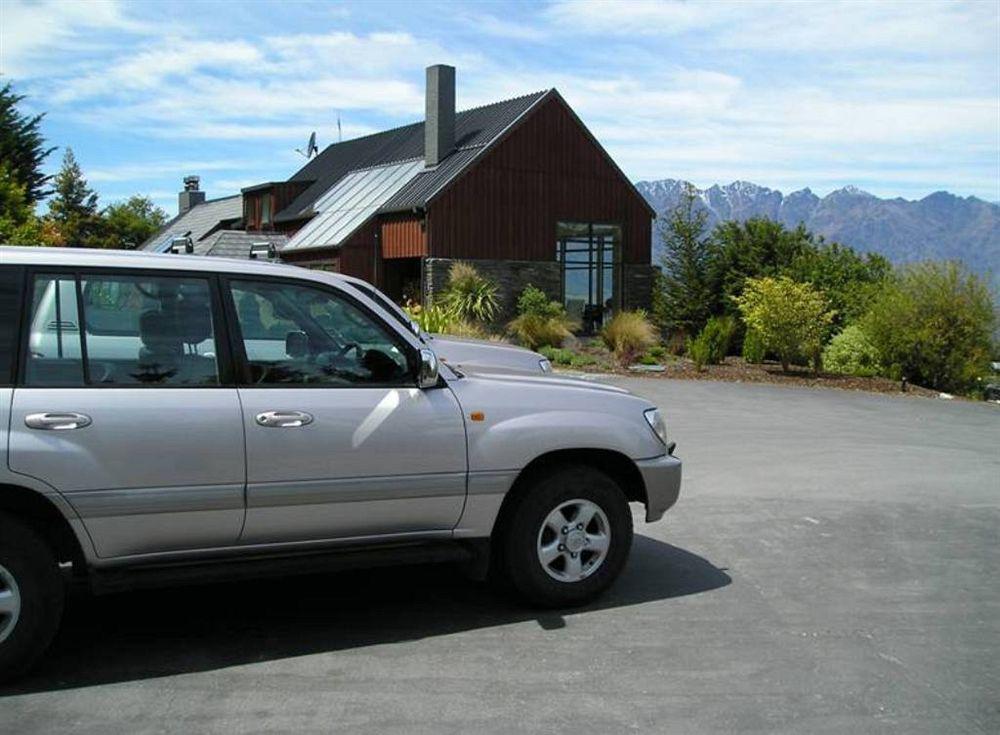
[570,352,597,367]
[508,313,572,350]
[647,344,667,359]
[742,328,766,364]
[639,353,660,365]
[507,284,573,350]
[538,346,575,365]
[444,319,489,340]
[404,303,452,334]
[686,316,735,370]
[862,261,995,393]
[733,276,834,373]
[822,324,882,377]
[601,310,657,367]
[516,284,563,318]
[687,335,711,370]
[440,261,499,323]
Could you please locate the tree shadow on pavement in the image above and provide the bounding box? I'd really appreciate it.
[1,535,730,694]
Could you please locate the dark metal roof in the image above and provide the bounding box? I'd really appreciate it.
[274,90,548,223]
[378,147,481,213]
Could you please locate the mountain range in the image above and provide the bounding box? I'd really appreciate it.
[634,179,999,285]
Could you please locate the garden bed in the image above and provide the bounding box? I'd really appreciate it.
[553,350,945,399]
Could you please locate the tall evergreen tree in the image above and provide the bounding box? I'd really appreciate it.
[0,81,56,204]
[655,183,714,336]
[47,148,103,246]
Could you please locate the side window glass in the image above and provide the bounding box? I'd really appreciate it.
[25,274,84,386]
[0,268,22,386]
[230,280,411,386]
[79,275,220,386]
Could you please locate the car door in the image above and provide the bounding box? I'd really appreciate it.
[8,268,246,558]
[225,275,467,544]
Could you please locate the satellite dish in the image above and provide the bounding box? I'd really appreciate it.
[295,131,318,159]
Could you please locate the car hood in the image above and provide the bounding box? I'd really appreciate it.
[450,369,634,397]
[428,334,545,374]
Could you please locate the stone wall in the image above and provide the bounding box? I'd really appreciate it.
[623,264,659,312]
[424,257,561,323]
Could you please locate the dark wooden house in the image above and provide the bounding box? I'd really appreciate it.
[193,66,656,324]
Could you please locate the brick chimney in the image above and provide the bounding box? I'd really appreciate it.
[425,65,455,167]
[178,175,205,215]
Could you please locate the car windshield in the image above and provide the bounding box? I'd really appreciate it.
[347,281,425,342]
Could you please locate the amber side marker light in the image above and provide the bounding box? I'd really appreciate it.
[469,411,485,422]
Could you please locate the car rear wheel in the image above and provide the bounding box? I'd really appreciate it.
[0,513,65,683]
[498,465,633,608]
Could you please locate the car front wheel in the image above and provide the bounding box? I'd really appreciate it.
[498,465,633,608]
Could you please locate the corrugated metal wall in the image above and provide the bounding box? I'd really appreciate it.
[426,96,652,264]
[381,215,426,258]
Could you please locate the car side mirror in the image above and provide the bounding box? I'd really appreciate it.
[285,331,309,358]
[417,348,439,389]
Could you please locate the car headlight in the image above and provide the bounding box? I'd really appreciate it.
[539,358,553,373]
[643,408,668,446]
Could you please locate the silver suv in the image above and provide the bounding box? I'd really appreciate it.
[0,247,681,681]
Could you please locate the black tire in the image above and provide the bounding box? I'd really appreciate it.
[0,512,65,684]
[497,465,633,608]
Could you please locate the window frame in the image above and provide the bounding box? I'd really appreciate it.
[0,265,26,387]
[16,265,236,389]
[555,221,624,319]
[220,273,421,390]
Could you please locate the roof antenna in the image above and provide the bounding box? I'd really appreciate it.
[296,131,318,159]
[337,113,342,143]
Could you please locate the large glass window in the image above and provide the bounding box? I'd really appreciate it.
[230,280,412,386]
[24,273,220,386]
[556,222,622,330]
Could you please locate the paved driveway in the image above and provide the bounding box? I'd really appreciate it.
[3,379,998,734]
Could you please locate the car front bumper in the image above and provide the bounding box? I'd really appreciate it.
[635,450,682,522]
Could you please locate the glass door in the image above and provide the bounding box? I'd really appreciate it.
[556,222,621,331]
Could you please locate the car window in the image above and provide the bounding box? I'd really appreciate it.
[24,272,220,387]
[230,279,412,386]
[24,274,84,386]
[0,267,23,386]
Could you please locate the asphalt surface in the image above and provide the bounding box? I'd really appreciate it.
[3,379,998,734]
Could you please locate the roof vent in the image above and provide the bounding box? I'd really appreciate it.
[425,65,455,167]
[179,175,206,215]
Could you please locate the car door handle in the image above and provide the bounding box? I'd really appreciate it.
[255,410,314,428]
[24,412,93,431]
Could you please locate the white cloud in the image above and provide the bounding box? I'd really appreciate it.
[543,0,730,36]
[6,0,996,204]
[0,0,151,77]
[543,0,998,56]
[85,158,260,183]
[52,40,263,103]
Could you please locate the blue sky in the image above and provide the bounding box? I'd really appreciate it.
[2,0,998,217]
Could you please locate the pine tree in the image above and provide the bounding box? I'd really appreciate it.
[655,183,714,336]
[0,82,56,205]
[47,148,103,246]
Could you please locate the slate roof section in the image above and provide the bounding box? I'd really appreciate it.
[275,90,548,223]
[140,195,243,252]
[201,231,288,260]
